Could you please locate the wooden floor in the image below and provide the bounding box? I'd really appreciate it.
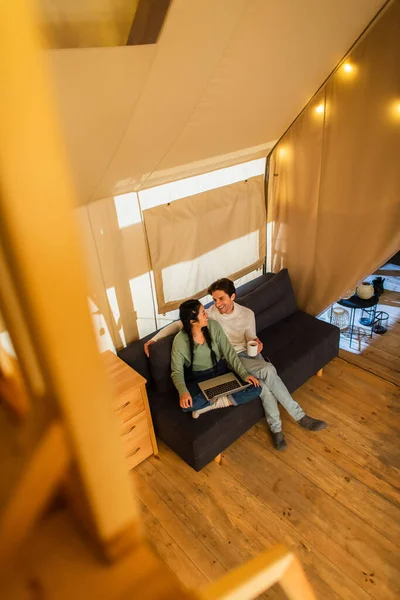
[133,357,400,599]
[321,262,400,386]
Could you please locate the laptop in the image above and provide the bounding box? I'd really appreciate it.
[198,372,251,402]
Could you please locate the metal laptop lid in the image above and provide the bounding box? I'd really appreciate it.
[198,372,250,401]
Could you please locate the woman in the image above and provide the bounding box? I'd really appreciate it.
[171,299,261,418]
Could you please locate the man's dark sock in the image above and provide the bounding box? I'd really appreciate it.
[298,415,327,431]
[271,431,287,451]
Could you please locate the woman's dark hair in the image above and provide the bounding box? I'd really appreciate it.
[207,278,236,297]
[179,299,217,373]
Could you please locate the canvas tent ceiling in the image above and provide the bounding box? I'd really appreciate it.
[44,0,386,205]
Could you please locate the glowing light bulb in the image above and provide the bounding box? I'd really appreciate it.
[343,62,353,73]
[390,101,400,122]
[315,104,324,114]
[278,146,292,161]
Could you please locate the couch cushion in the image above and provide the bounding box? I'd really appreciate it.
[146,386,175,412]
[237,269,296,329]
[235,273,275,298]
[258,311,339,393]
[204,272,275,309]
[117,332,153,383]
[148,334,176,395]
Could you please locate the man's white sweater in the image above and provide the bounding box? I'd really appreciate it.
[153,302,256,354]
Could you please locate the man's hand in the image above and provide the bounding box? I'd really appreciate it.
[179,392,193,409]
[256,337,263,354]
[144,339,155,357]
[246,375,260,387]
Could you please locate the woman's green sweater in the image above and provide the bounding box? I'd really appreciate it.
[171,319,250,396]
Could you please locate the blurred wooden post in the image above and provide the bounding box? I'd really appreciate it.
[279,553,318,600]
[0,0,142,567]
[0,345,30,419]
[199,545,317,600]
[0,422,69,570]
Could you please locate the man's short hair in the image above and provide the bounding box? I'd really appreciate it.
[208,278,236,297]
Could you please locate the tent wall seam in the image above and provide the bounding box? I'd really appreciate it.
[135,0,253,192]
[311,85,328,299]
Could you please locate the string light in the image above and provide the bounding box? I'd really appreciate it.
[389,100,400,122]
[278,146,292,161]
[315,104,324,115]
[339,61,357,81]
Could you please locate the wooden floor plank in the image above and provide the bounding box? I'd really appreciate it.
[147,453,266,562]
[310,368,400,426]
[293,387,400,489]
[339,350,400,387]
[139,454,285,600]
[133,471,227,583]
[149,446,333,600]
[322,357,399,404]
[231,434,399,599]
[256,417,400,509]
[299,382,400,457]
[307,378,400,442]
[138,500,207,589]
[134,320,400,600]
[160,444,371,600]
[251,423,400,546]
[296,368,399,448]
[136,459,248,570]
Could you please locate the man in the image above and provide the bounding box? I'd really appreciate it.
[144,278,326,450]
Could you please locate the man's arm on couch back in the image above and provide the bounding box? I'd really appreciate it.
[144,320,183,356]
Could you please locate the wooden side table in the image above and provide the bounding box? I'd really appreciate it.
[102,350,158,469]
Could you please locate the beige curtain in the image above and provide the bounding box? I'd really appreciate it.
[267,88,325,310]
[267,0,400,316]
[75,195,153,349]
[143,176,266,313]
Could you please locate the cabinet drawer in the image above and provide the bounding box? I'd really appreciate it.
[113,386,144,418]
[125,435,153,469]
[119,410,148,440]
[121,411,153,468]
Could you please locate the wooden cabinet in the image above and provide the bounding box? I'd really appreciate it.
[102,350,158,469]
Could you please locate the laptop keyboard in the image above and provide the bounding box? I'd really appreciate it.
[205,379,241,399]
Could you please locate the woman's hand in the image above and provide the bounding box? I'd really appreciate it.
[179,392,193,409]
[255,337,263,353]
[246,375,260,387]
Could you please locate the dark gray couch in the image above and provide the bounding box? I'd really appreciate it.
[118,269,340,471]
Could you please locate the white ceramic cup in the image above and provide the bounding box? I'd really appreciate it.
[247,340,258,357]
